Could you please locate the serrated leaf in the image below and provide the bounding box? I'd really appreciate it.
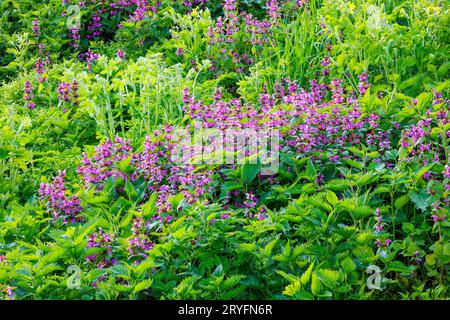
[133,279,153,293]
[241,162,261,184]
[300,263,314,285]
[315,269,340,289]
[394,195,409,209]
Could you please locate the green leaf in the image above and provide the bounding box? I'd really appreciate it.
[283,281,301,297]
[220,181,243,198]
[394,195,409,209]
[347,147,364,156]
[262,239,278,257]
[315,269,340,289]
[0,148,9,159]
[133,279,153,293]
[118,156,133,174]
[222,285,247,299]
[342,158,363,170]
[305,160,316,178]
[425,254,436,266]
[326,191,339,206]
[408,191,431,212]
[241,162,261,184]
[300,263,314,285]
[387,261,412,274]
[124,180,138,201]
[340,257,356,274]
[311,272,323,296]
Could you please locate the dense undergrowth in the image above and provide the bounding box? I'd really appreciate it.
[0,0,449,300]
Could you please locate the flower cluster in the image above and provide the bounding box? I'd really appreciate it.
[24,81,36,109]
[57,80,79,110]
[412,250,423,265]
[137,127,214,213]
[183,76,394,167]
[1,286,15,300]
[32,20,41,37]
[69,27,81,48]
[38,170,83,223]
[375,238,392,248]
[87,13,102,39]
[77,137,135,188]
[399,98,449,214]
[206,4,272,75]
[79,49,99,71]
[400,101,449,164]
[62,0,161,46]
[373,209,391,249]
[127,217,154,263]
[75,130,213,215]
[86,228,117,268]
[357,73,370,95]
[374,208,384,232]
[30,19,50,82]
[117,48,126,60]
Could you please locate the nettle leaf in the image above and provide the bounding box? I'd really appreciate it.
[353,246,375,263]
[326,191,339,206]
[300,263,314,285]
[239,243,257,252]
[222,285,247,299]
[340,257,356,274]
[220,181,243,198]
[408,191,431,212]
[262,239,278,257]
[223,274,245,288]
[315,269,340,290]
[347,146,365,157]
[133,279,153,293]
[342,158,363,170]
[305,160,316,178]
[117,156,133,174]
[276,270,299,283]
[394,195,409,209]
[310,272,323,296]
[141,192,157,217]
[355,173,379,187]
[124,179,138,201]
[351,206,374,220]
[241,162,261,184]
[387,261,414,274]
[283,280,302,297]
[425,254,437,266]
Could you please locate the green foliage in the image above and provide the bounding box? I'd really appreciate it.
[0,0,449,301]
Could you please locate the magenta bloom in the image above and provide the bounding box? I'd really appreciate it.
[443,165,450,179]
[117,48,126,60]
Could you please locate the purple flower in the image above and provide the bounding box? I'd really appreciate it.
[39,170,83,223]
[117,48,126,60]
[32,20,41,37]
[443,165,450,179]
[5,286,15,300]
